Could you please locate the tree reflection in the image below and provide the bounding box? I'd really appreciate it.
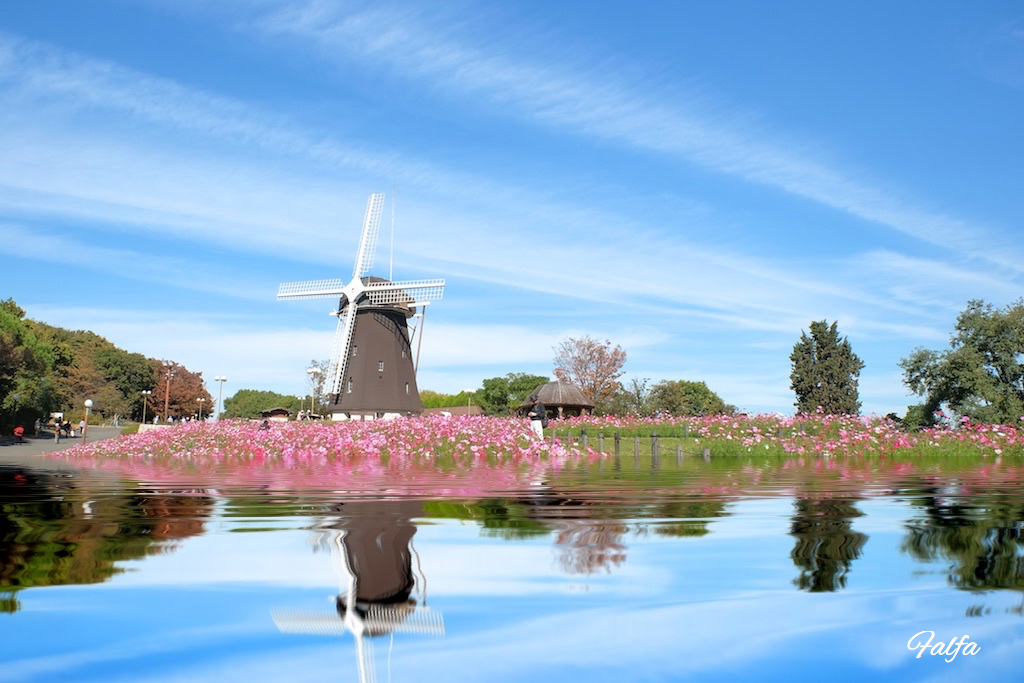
[789,496,867,592]
[901,484,1024,593]
[0,465,214,613]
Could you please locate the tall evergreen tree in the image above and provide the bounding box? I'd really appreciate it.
[790,320,864,415]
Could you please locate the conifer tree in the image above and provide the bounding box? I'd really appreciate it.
[790,320,864,415]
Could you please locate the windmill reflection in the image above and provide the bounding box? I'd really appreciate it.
[272,500,444,683]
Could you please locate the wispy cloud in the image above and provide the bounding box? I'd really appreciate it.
[235,1,1022,273]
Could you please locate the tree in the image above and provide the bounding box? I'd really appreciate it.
[552,336,626,413]
[478,373,548,416]
[223,389,303,419]
[153,363,214,420]
[648,379,733,417]
[305,359,329,415]
[607,378,654,417]
[790,320,864,415]
[900,299,1024,426]
[0,301,59,432]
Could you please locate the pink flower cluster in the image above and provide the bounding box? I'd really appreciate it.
[51,416,602,497]
[553,413,1024,458]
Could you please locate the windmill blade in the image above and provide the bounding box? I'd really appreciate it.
[352,193,385,280]
[327,303,358,396]
[364,279,446,306]
[363,606,445,635]
[271,609,349,636]
[278,279,346,300]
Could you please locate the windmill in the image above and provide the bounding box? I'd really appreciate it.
[278,193,445,420]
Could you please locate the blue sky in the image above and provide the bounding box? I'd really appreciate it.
[2,0,1022,415]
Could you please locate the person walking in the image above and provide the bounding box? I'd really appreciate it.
[527,396,547,439]
[54,420,61,443]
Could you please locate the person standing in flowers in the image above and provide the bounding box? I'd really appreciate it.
[527,396,547,439]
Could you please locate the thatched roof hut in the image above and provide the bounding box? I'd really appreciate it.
[519,380,593,418]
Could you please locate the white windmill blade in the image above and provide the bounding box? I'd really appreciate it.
[271,609,349,636]
[277,279,346,300]
[363,606,446,635]
[352,193,386,280]
[364,279,446,306]
[327,303,357,395]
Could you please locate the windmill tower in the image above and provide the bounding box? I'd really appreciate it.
[278,193,445,420]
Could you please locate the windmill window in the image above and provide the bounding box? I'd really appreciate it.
[352,346,357,357]
[378,361,385,372]
[402,349,407,358]
[347,379,353,393]
[405,382,410,395]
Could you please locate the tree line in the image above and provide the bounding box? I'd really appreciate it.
[5,295,1020,430]
[1,298,212,433]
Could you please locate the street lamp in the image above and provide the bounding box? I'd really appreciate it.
[214,376,227,420]
[83,399,93,444]
[464,389,475,411]
[306,366,322,416]
[141,390,152,424]
[162,360,176,423]
[197,397,206,421]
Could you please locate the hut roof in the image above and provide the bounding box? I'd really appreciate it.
[519,381,593,409]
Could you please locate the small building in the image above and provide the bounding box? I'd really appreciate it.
[518,381,593,418]
[260,407,292,423]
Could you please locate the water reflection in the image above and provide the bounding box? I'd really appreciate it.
[901,483,1024,593]
[273,500,444,683]
[789,495,867,592]
[3,456,1024,608]
[0,464,213,613]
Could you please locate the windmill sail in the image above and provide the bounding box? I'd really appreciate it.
[353,193,385,279]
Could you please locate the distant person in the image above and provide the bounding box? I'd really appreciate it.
[154,414,160,425]
[527,396,547,439]
[54,421,61,443]
[13,426,25,443]
[62,421,71,438]
[34,418,41,435]
[79,418,86,435]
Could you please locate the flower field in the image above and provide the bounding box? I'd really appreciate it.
[552,412,1024,458]
[50,415,602,496]
[49,413,1024,496]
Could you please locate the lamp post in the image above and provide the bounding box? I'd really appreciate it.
[306,366,322,416]
[141,390,152,424]
[197,397,206,421]
[214,376,227,420]
[83,399,93,444]
[162,361,176,423]
[464,389,474,412]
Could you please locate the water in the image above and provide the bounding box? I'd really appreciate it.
[2,455,1022,682]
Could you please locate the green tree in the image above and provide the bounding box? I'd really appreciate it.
[900,299,1024,426]
[478,373,548,415]
[0,300,59,432]
[648,379,733,417]
[790,320,864,415]
[223,389,303,419]
[607,378,654,417]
